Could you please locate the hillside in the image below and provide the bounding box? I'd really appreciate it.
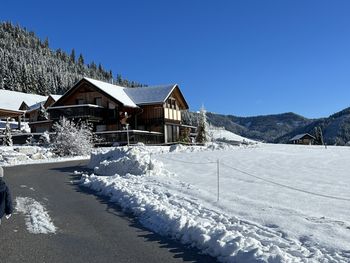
[184,109,350,145]
[0,21,144,95]
[275,107,350,145]
[183,111,313,142]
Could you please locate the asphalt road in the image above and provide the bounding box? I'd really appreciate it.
[0,161,215,263]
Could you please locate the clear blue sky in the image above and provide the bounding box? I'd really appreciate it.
[1,0,350,118]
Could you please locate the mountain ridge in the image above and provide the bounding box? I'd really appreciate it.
[183,109,350,145]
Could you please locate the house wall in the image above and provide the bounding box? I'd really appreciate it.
[29,121,52,133]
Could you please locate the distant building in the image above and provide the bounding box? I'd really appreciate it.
[289,133,315,145]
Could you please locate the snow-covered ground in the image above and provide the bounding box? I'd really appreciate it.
[81,143,350,262]
[0,146,89,166]
[209,126,257,144]
[15,196,56,234]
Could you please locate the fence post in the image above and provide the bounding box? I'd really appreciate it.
[217,159,220,202]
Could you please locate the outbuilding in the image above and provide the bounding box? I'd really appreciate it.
[289,133,315,145]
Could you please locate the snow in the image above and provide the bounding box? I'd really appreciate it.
[210,126,257,144]
[0,120,29,131]
[0,89,47,111]
[0,145,89,166]
[81,143,350,262]
[49,94,62,101]
[15,196,56,234]
[83,77,138,108]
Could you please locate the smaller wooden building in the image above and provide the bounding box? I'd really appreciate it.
[289,133,315,145]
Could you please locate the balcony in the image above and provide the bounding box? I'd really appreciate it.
[48,104,106,121]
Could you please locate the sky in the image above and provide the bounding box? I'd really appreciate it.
[1,0,350,118]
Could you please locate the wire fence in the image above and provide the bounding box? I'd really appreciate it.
[155,154,350,203]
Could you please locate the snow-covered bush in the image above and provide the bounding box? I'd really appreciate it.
[52,117,93,156]
[25,134,36,145]
[39,131,50,146]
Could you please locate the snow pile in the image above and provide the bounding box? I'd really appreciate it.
[0,146,54,165]
[15,197,57,234]
[89,146,164,176]
[0,145,89,166]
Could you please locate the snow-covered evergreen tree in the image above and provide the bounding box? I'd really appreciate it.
[196,106,209,144]
[38,103,48,120]
[52,117,93,156]
[4,119,13,146]
[39,131,50,145]
[0,21,146,95]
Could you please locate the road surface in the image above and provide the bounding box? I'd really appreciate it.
[0,161,215,263]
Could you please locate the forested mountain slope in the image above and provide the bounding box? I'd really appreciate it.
[0,21,144,95]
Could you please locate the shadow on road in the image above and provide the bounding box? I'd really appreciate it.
[50,165,217,263]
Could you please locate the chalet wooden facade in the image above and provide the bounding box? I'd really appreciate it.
[46,77,189,144]
[289,133,315,145]
[28,94,61,133]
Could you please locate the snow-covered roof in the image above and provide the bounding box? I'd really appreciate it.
[124,85,176,105]
[289,133,315,141]
[49,94,62,101]
[27,101,46,112]
[83,77,138,108]
[0,89,47,112]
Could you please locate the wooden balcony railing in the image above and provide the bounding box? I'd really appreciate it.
[48,104,106,121]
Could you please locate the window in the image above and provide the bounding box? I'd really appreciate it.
[76,99,85,105]
[95,97,102,106]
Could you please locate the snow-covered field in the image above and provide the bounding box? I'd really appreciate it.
[81,143,350,262]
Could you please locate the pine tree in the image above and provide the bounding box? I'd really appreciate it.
[70,48,76,63]
[196,106,208,144]
[0,22,146,95]
[38,103,48,120]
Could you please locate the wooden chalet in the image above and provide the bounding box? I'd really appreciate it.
[47,77,189,144]
[289,133,315,145]
[0,89,46,130]
[28,94,62,133]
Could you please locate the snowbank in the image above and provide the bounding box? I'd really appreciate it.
[89,146,164,176]
[81,173,313,262]
[15,196,56,234]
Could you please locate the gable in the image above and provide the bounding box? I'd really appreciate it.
[53,78,138,108]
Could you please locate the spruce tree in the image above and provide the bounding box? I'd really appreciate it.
[196,106,208,144]
[70,48,76,63]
